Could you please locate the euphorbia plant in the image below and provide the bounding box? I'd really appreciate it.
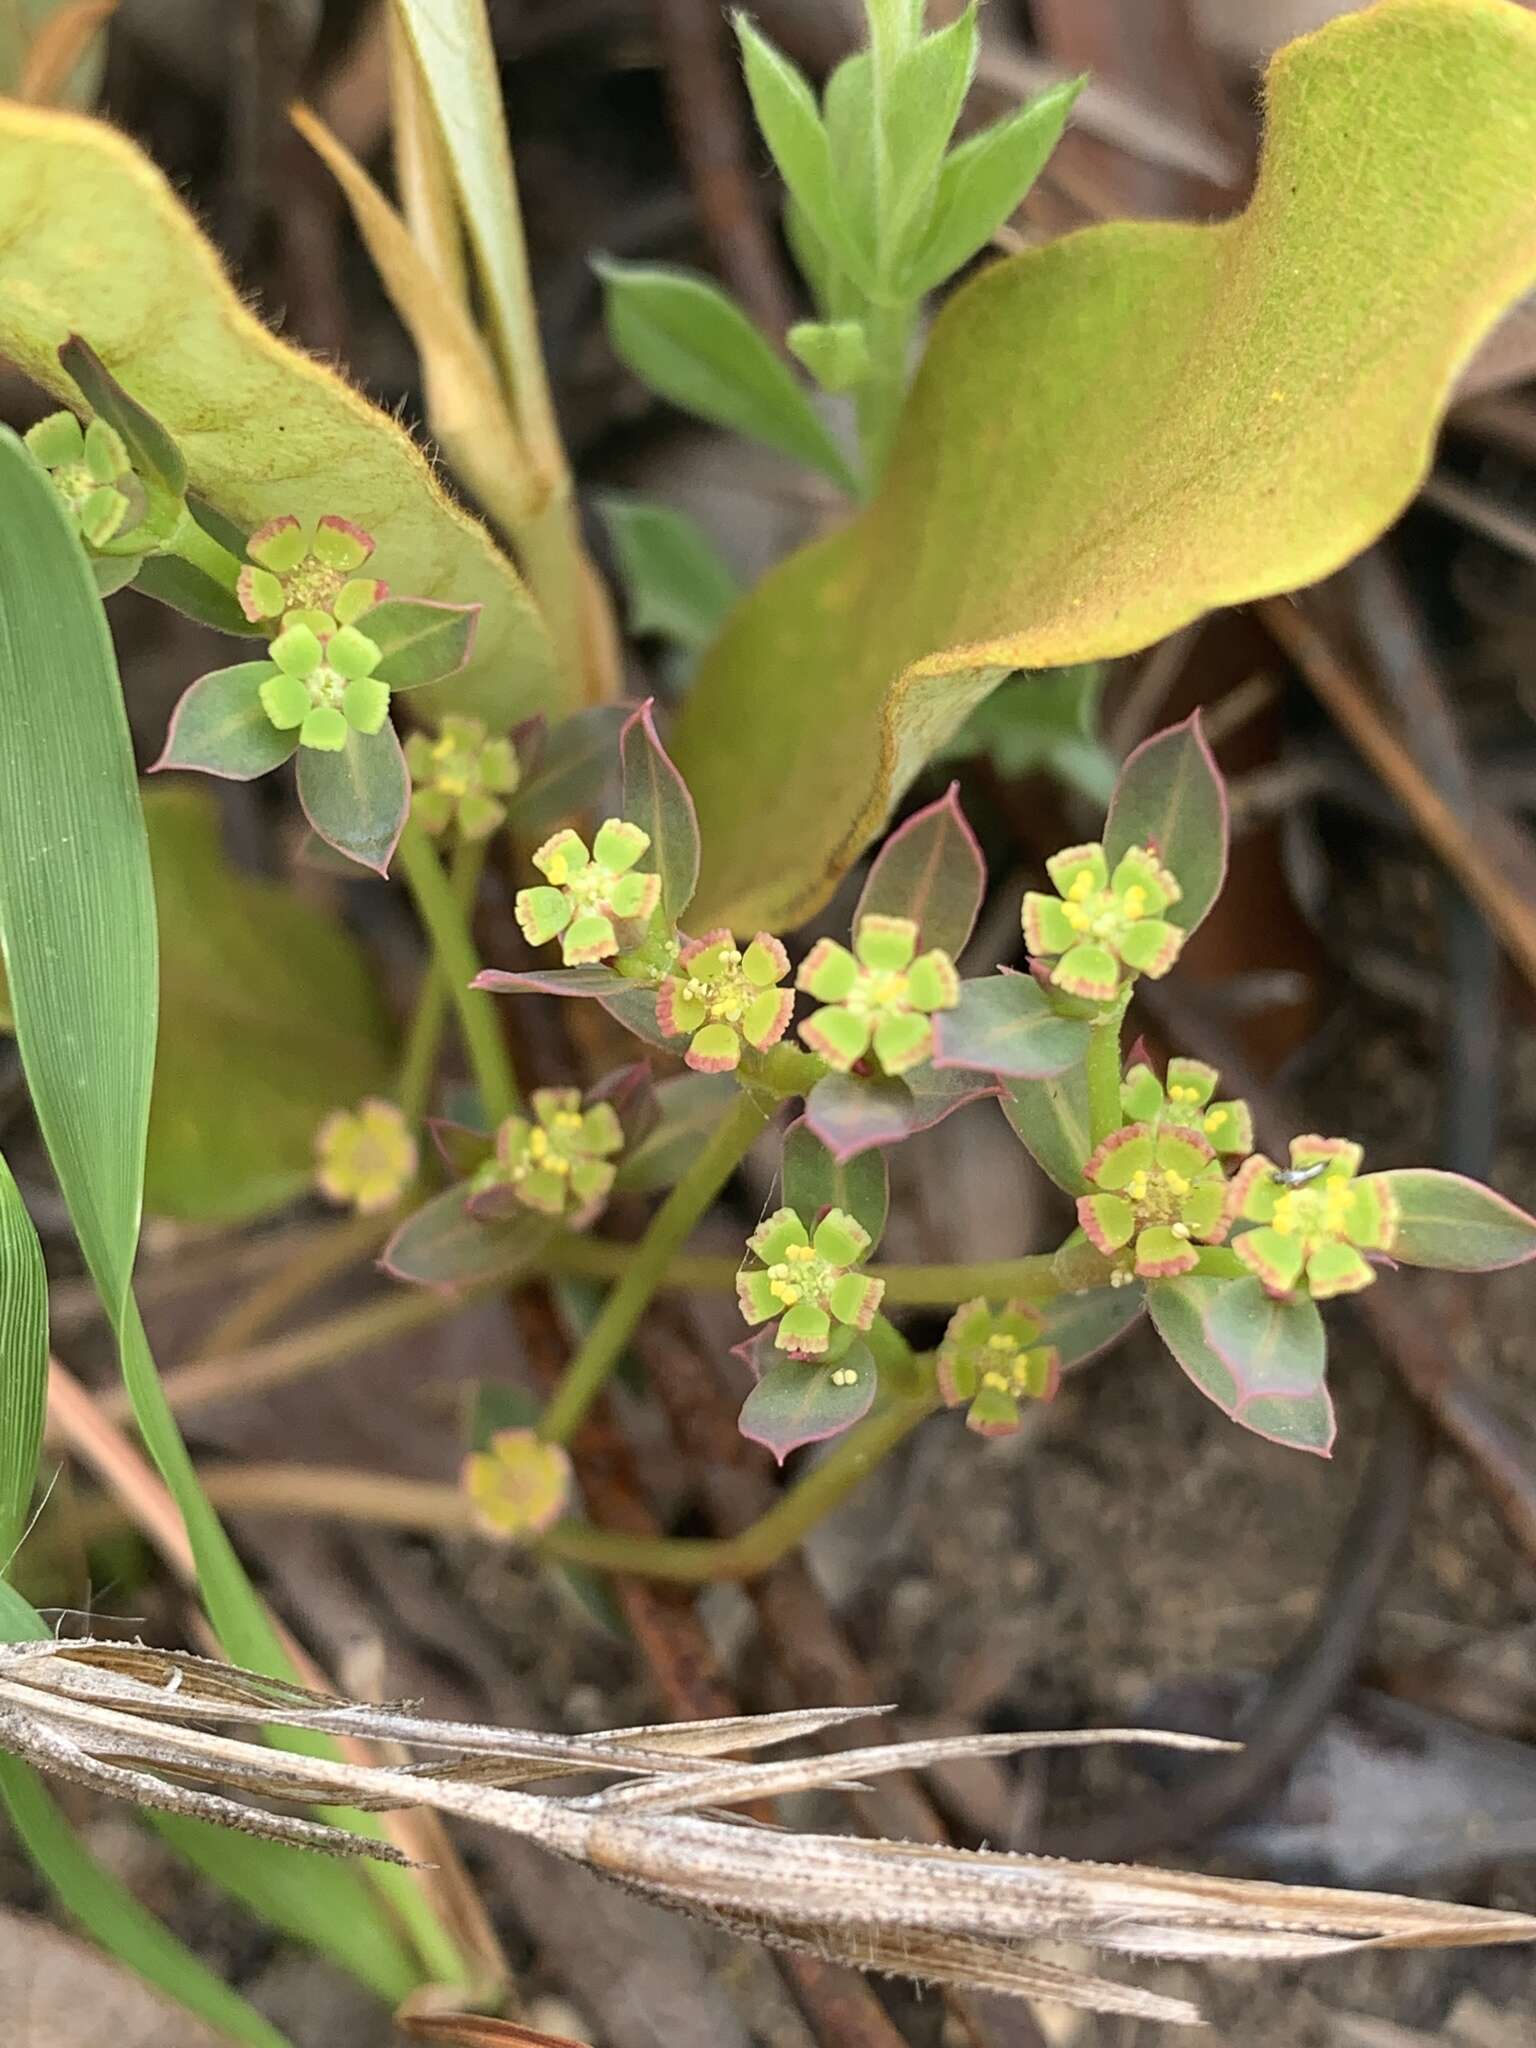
[3,0,1536,2035]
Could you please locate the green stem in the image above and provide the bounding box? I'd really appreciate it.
[165,507,242,591]
[396,819,519,1126]
[1085,998,1129,1146]
[540,1388,939,1582]
[537,1090,770,1444]
[396,837,487,1123]
[854,299,916,487]
[543,1235,1060,1307]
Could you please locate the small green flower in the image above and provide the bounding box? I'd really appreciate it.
[515,820,661,965]
[796,915,959,1075]
[1023,842,1184,1001]
[462,1428,573,1539]
[1078,1121,1230,1281]
[405,716,521,840]
[24,411,143,549]
[656,928,793,1072]
[1120,1056,1253,1157]
[314,1098,417,1214]
[471,1089,623,1228]
[737,1208,884,1358]
[258,613,389,752]
[937,1299,1060,1436]
[237,514,386,625]
[1228,1136,1399,1300]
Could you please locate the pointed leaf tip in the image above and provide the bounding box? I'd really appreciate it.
[855,782,986,959]
[1104,712,1229,936]
[620,697,700,921]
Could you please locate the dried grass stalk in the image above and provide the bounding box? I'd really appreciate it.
[1,1639,1530,2025]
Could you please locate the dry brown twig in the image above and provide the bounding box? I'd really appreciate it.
[1,1638,1532,2028]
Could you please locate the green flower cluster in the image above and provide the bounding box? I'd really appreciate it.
[737,1208,884,1358]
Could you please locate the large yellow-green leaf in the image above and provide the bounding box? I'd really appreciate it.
[675,0,1536,931]
[0,100,557,726]
[142,786,394,1223]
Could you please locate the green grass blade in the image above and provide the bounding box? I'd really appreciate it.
[153,1816,420,2004]
[0,426,456,1988]
[0,1584,291,2048]
[0,1150,46,1564]
[390,0,557,458]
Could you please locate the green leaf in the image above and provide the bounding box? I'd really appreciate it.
[0,101,557,727]
[382,1185,553,1290]
[510,704,628,838]
[1040,1282,1145,1370]
[1103,713,1228,934]
[296,723,411,875]
[901,79,1083,298]
[0,1153,47,1566]
[1000,1061,1093,1195]
[855,782,984,956]
[596,260,857,492]
[782,1115,890,1245]
[932,973,1089,1080]
[140,787,394,1223]
[880,3,979,274]
[936,663,1113,802]
[674,0,1536,930]
[1368,1167,1536,1272]
[822,53,878,292]
[615,1071,739,1193]
[153,663,296,781]
[60,333,187,501]
[619,698,700,921]
[805,1063,998,1162]
[599,494,741,651]
[738,1339,877,1463]
[153,1816,418,2005]
[1148,1274,1335,1455]
[734,15,874,294]
[363,596,479,691]
[0,433,440,1978]
[0,1764,289,2048]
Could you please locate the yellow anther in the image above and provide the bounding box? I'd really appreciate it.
[830,1367,858,1388]
[786,1242,817,1264]
[1165,1170,1190,1198]
[1061,902,1090,932]
[1067,872,1094,902]
[1122,884,1147,919]
[528,1129,549,1160]
[553,1112,582,1133]
[1272,1192,1299,1234]
[985,1332,1018,1355]
[1126,1170,1149,1202]
[982,1370,1009,1393]
[1171,1084,1199,1104]
[769,1281,800,1306]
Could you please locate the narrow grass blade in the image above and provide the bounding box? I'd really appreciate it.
[0,1152,46,1563]
[0,1586,290,2048]
[0,427,459,1988]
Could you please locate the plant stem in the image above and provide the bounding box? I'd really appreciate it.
[544,1235,1060,1307]
[396,837,487,1123]
[537,1090,770,1444]
[1085,997,1129,1146]
[545,1388,940,1580]
[855,299,915,486]
[138,1388,940,1583]
[396,819,519,1125]
[165,507,242,590]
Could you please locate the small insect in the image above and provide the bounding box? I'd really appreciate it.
[1271,1160,1330,1189]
